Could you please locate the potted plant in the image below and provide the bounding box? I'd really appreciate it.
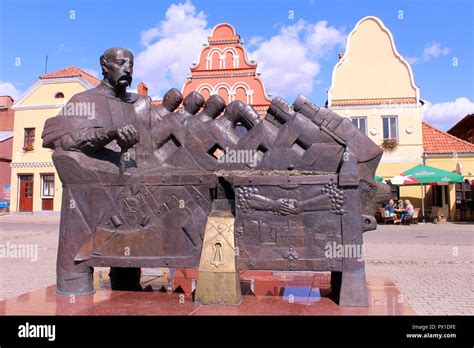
[381,138,397,149]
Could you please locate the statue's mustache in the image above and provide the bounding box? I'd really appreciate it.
[118,75,132,86]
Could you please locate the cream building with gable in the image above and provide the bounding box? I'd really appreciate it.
[328,16,474,220]
[328,16,424,206]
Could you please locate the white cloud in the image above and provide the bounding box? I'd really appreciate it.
[140,28,160,47]
[404,41,450,65]
[134,1,210,96]
[141,1,207,44]
[134,2,344,99]
[305,20,346,58]
[249,19,345,98]
[247,35,263,48]
[423,97,474,130]
[405,56,420,65]
[0,81,21,100]
[423,42,450,61]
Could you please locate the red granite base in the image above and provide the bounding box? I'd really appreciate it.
[0,269,415,315]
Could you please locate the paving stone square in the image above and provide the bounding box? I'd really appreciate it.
[0,213,472,314]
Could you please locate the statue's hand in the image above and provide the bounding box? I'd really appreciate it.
[276,198,302,215]
[283,199,303,214]
[115,124,140,149]
[272,198,288,214]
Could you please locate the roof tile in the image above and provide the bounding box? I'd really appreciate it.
[422,121,474,154]
[331,97,417,106]
[40,66,100,87]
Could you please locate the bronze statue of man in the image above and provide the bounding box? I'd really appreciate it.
[42,47,389,306]
[43,47,157,174]
[42,48,163,293]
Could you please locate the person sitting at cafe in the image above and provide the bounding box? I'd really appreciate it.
[385,199,400,224]
[397,199,404,210]
[400,199,414,223]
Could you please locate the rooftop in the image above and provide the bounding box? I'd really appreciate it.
[422,121,474,154]
[0,131,14,142]
[40,66,100,87]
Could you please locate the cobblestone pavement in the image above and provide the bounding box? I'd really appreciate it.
[364,223,474,315]
[0,213,472,314]
[0,213,59,301]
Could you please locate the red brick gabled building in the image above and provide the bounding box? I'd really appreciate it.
[0,96,15,203]
[0,96,15,131]
[0,131,13,202]
[182,23,271,116]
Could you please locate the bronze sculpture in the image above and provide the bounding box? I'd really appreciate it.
[43,48,390,306]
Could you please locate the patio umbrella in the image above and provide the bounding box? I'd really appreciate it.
[374,175,384,182]
[390,164,464,221]
[391,164,464,185]
[374,175,385,182]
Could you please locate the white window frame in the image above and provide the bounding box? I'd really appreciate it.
[382,115,398,140]
[41,174,55,198]
[350,116,367,135]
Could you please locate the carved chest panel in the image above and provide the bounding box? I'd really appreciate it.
[232,173,345,272]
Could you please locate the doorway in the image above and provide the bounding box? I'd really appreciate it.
[18,175,33,212]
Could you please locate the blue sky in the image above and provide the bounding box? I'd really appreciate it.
[0,0,473,129]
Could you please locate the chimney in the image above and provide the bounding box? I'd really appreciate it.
[137,81,148,96]
[338,52,345,59]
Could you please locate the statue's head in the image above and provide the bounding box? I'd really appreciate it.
[203,95,226,119]
[183,91,205,115]
[100,48,134,89]
[223,100,245,124]
[162,88,183,112]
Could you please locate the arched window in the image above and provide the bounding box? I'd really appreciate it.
[200,88,211,100]
[212,52,220,70]
[54,92,64,99]
[235,87,247,103]
[225,52,233,70]
[218,87,229,103]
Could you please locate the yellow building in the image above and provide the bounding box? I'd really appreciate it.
[10,67,99,212]
[328,16,474,220]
